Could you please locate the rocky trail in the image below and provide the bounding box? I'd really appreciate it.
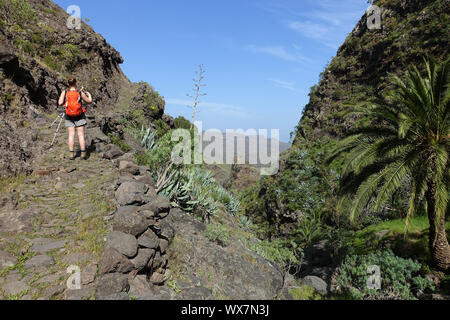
[0,111,288,300]
[0,115,119,300]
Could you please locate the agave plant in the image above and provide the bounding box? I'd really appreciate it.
[139,126,157,150]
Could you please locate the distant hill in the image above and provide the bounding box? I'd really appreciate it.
[201,131,291,166]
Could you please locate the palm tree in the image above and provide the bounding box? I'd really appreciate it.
[329,58,449,270]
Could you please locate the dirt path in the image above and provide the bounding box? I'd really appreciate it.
[0,116,119,300]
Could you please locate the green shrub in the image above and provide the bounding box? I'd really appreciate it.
[248,239,301,268]
[154,119,170,139]
[174,116,192,130]
[43,55,61,71]
[292,209,325,247]
[108,133,131,153]
[205,224,230,246]
[61,44,80,73]
[31,32,43,44]
[0,0,36,27]
[40,6,57,16]
[289,285,322,300]
[15,39,35,56]
[143,88,165,119]
[336,250,434,300]
[1,93,15,106]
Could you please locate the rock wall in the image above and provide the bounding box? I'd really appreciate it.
[95,151,175,300]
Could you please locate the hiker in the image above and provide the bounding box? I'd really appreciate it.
[58,78,93,160]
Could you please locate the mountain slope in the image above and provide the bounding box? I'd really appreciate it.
[296,0,449,144]
[241,0,449,237]
[0,0,166,176]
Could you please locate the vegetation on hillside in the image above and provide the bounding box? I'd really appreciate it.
[329,58,449,270]
[238,0,449,299]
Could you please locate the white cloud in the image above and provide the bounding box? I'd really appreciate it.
[257,0,367,50]
[268,78,298,92]
[288,21,330,40]
[246,45,311,63]
[166,98,249,118]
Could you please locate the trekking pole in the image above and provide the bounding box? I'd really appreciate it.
[49,113,65,148]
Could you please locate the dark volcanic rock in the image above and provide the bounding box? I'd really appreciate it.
[99,247,135,275]
[137,229,160,250]
[95,273,130,300]
[115,181,149,206]
[130,248,155,270]
[106,231,138,258]
[113,207,149,236]
[143,196,171,215]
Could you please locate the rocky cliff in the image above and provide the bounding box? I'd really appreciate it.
[295,0,449,144]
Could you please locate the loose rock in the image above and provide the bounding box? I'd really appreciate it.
[106,231,138,258]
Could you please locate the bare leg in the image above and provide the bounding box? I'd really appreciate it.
[77,126,87,159]
[77,126,86,151]
[68,127,76,151]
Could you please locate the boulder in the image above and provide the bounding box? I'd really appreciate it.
[119,161,140,176]
[135,174,155,188]
[115,176,136,190]
[159,239,169,253]
[95,273,130,300]
[113,207,149,236]
[159,220,175,241]
[101,144,124,160]
[149,271,165,285]
[143,196,171,215]
[150,252,167,270]
[130,248,155,270]
[301,276,328,295]
[128,274,153,298]
[99,247,135,275]
[137,229,160,249]
[115,181,149,206]
[87,128,112,151]
[106,231,138,258]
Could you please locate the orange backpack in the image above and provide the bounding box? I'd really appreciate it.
[65,90,86,117]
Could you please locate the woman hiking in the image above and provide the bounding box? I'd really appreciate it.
[58,78,93,160]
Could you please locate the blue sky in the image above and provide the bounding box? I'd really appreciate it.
[54,0,369,142]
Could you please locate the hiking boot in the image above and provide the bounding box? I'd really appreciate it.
[81,151,87,160]
[69,151,75,160]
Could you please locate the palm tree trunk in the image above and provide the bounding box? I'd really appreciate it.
[426,182,450,271]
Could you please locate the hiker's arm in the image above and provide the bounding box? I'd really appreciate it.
[58,91,65,106]
[81,91,93,104]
